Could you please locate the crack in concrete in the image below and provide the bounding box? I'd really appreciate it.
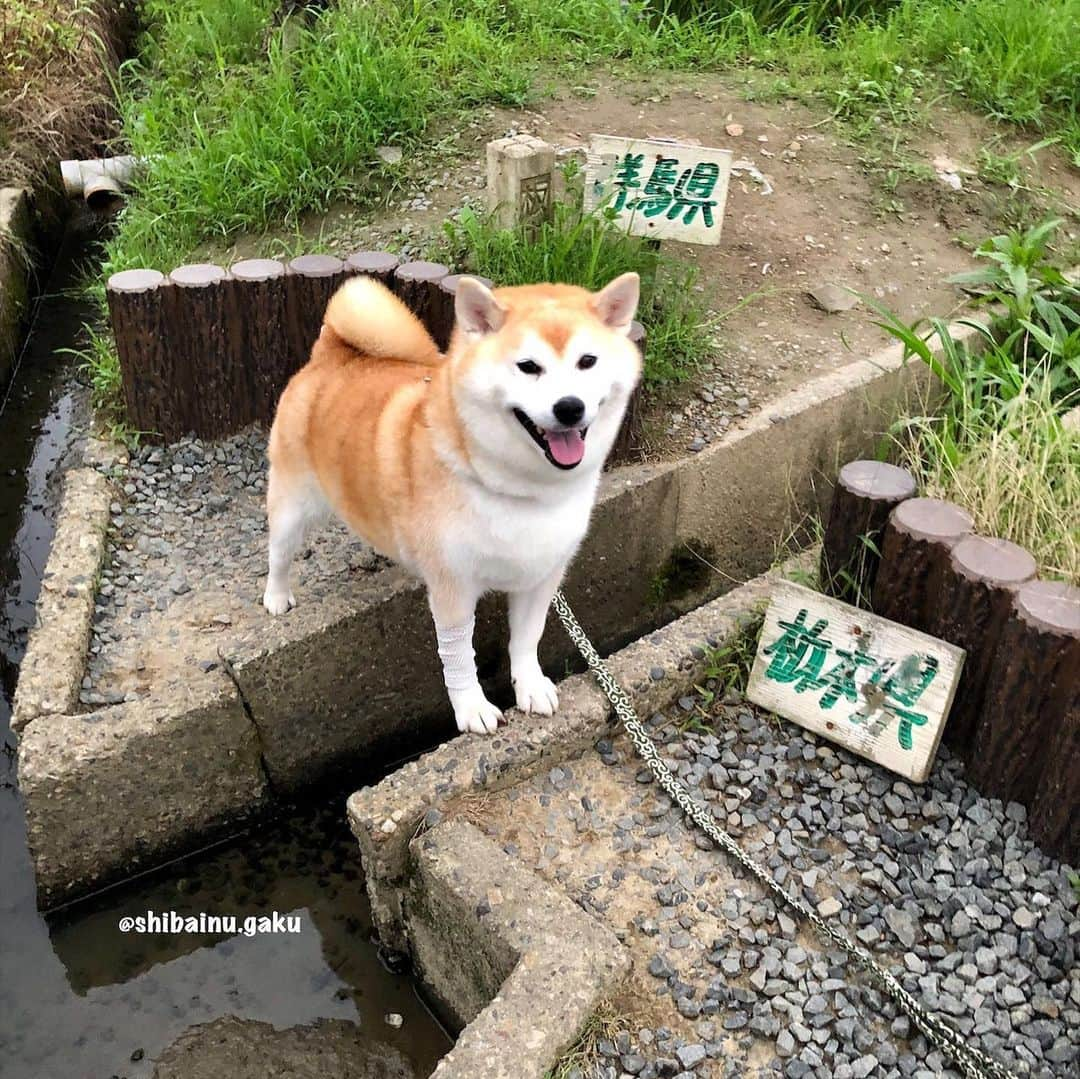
[219,648,278,799]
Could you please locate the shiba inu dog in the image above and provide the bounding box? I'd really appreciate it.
[262,272,641,734]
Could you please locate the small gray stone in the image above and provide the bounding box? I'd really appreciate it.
[676,1044,707,1069]
[1012,908,1037,930]
[807,283,859,314]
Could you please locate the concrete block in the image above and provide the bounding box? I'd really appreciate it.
[408,819,630,1077]
[225,465,680,793]
[673,342,940,587]
[348,552,810,949]
[486,135,555,229]
[19,671,268,905]
[12,467,112,731]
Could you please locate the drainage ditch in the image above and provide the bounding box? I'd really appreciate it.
[0,219,451,1079]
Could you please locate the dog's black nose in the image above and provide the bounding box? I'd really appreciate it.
[552,396,586,426]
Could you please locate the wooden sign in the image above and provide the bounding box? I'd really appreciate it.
[583,135,733,245]
[747,581,965,782]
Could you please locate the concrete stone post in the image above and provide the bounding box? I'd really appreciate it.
[486,134,555,230]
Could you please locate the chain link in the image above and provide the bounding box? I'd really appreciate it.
[551,589,1018,1079]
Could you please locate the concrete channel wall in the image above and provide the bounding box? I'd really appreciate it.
[0,187,34,384]
[350,554,812,1077]
[15,329,960,905]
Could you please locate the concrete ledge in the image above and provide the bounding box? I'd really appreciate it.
[12,467,113,731]
[224,461,680,792]
[18,671,269,905]
[347,554,805,950]
[408,818,630,1079]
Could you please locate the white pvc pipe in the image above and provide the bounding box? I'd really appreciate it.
[59,155,141,210]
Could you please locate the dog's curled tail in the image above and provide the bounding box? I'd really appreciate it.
[321,275,440,366]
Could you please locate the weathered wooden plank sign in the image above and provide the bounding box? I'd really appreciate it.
[747,580,965,782]
[583,134,733,245]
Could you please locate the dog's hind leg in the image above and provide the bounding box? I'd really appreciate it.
[263,464,328,615]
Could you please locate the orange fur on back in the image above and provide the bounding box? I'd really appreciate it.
[267,276,459,557]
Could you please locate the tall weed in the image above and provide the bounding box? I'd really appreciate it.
[876,218,1079,581]
[436,194,711,387]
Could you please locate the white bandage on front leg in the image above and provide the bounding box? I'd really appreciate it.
[436,616,502,735]
[436,616,481,693]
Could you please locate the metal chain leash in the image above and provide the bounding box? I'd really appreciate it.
[551,589,1018,1079]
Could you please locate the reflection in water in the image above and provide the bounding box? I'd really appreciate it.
[22,804,451,1078]
[0,225,451,1078]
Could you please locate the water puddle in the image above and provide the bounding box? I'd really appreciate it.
[0,221,452,1078]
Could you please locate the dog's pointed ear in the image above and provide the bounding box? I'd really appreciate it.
[591,272,640,335]
[455,277,506,337]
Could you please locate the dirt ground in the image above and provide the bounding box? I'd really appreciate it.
[209,71,1080,462]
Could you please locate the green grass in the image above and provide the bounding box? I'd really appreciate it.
[104,0,737,275]
[434,184,712,387]
[543,1006,628,1079]
[105,0,1080,278]
[91,0,1080,413]
[894,375,1079,582]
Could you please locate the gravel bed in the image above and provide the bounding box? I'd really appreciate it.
[84,427,388,704]
[476,700,1078,1079]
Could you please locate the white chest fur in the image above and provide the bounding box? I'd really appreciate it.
[443,478,597,593]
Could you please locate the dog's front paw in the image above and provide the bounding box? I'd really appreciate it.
[263,588,296,616]
[449,688,502,735]
[513,670,559,716]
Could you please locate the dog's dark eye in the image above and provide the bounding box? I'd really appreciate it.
[517,360,543,375]
[578,354,598,370]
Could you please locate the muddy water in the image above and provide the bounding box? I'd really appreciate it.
[0,221,452,1079]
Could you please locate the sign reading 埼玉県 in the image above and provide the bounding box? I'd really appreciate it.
[747,581,965,783]
[583,135,734,245]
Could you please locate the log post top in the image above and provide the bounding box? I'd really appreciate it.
[345,251,400,275]
[438,273,494,295]
[1013,579,1080,636]
[395,260,449,282]
[231,258,285,281]
[890,497,973,543]
[950,535,1037,588]
[108,268,166,292]
[170,263,227,287]
[287,254,344,276]
[838,460,917,502]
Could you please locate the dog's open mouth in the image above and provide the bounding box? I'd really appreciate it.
[513,409,587,469]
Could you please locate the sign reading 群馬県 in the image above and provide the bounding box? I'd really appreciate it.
[746,581,965,783]
[583,135,733,245]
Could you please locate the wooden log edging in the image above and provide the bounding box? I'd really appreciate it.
[822,463,1078,863]
[107,268,170,437]
[820,460,916,606]
[933,535,1037,759]
[972,580,1079,861]
[107,251,648,461]
[871,497,974,634]
[229,258,288,422]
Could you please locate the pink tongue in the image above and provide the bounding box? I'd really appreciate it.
[544,428,586,466]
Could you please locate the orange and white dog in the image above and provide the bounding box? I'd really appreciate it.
[262,272,641,734]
